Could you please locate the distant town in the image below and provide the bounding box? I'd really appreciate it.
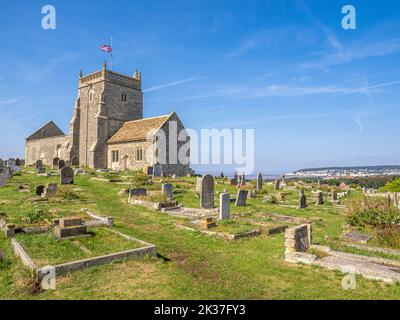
[287,165,400,179]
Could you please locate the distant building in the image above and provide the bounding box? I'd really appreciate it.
[25,62,190,175]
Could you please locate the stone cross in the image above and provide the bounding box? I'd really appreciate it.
[235,189,248,206]
[60,166,74,184]
[219,193,230,220]
[200,174,215,209]
[256,172,263,190]
[162,184,173,199]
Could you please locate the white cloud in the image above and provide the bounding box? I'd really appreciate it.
[143,77,202,93]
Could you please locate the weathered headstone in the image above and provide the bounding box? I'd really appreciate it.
[315,191,324,205]
[344,231,372,243]
[37,167,46,174]
[285,224,312,254]
[162,184,173,199]
[58,159,66,169]
[332,191,338,202]
[256,172,263,190]
[54,217,88,239]
[4,167,12,180]
[230,178,238,186]
[43,183,58,198]
[35,185,45,196]
[129,188,147,198]
[35,160,43,169]
[60,166,74,184]
[241,174,246,185]
[274,179,281,190]
[219,193,230,220]
[0,174,6,188]
[299,191,307,209]
[200,174,214,209]
[235,189,248,206]
[153,163,162,177]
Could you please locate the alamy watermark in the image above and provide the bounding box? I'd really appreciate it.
[142,122,255,175]
[41,5,56,30]
[342,5,356,30]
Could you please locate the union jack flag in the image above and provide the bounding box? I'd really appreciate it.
[100,44,112,53]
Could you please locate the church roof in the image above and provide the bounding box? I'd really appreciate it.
[26,121,66,141]
[108,114,172,144]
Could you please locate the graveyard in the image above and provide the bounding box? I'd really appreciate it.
[0,160,400,299]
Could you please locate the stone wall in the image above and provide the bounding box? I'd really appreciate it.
[77,68,143,169]
[25,135,69,166]
[107,140,153,171]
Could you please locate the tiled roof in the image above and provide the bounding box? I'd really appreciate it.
[108,114,171,144]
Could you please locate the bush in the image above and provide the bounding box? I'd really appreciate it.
[344,198,400,228]
[380,178,400,192]
[57,186,80,200]
[376,227,400,249]
[25,209,51,224]
[130,171,151,186]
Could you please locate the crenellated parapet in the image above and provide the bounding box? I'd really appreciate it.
[79,69,141,90]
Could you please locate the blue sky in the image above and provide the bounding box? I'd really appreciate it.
[0,0,399,174]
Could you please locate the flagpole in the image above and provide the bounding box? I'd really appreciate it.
[110,37,113,70]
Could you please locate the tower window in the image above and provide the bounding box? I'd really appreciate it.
[111,150,119,163]
[89,91,94,102]
[121,93,127,102]
[135,148,143,161]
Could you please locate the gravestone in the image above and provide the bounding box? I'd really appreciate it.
[241,174,246,185]
[285,224,312,254]
[0,159,3,168]
[35,185,45,196]
[15,159,21,166]
[0,174,6,188]
[344,231,372,243]
[4,167,12,180]
[200,174,215,209]
[219,193,230,220]
[162,184,173,199]
[256,173,263,190]
[153,163,162,177]
[129,188,147,198]
[35,160,43,169]
[43,183,58,198]
[196,177,202,194]
[299,191,307,209]
[235,189,248,206]
[230,178,238,186]
[60,166,74,184]
[274,179,281,190]
[7,159,16,170]
[332,191,338,202]
[315,191,324,205]
[58,159,66,169]
[54,217,88,239]
[52,158,59,169]
[37,167,46,174]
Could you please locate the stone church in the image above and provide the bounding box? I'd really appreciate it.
[25,62,190,176]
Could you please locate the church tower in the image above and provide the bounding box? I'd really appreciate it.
[71,62,143,168]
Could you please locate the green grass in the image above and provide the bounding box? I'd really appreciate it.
[15,228,143,266]
[1,169,400,299]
